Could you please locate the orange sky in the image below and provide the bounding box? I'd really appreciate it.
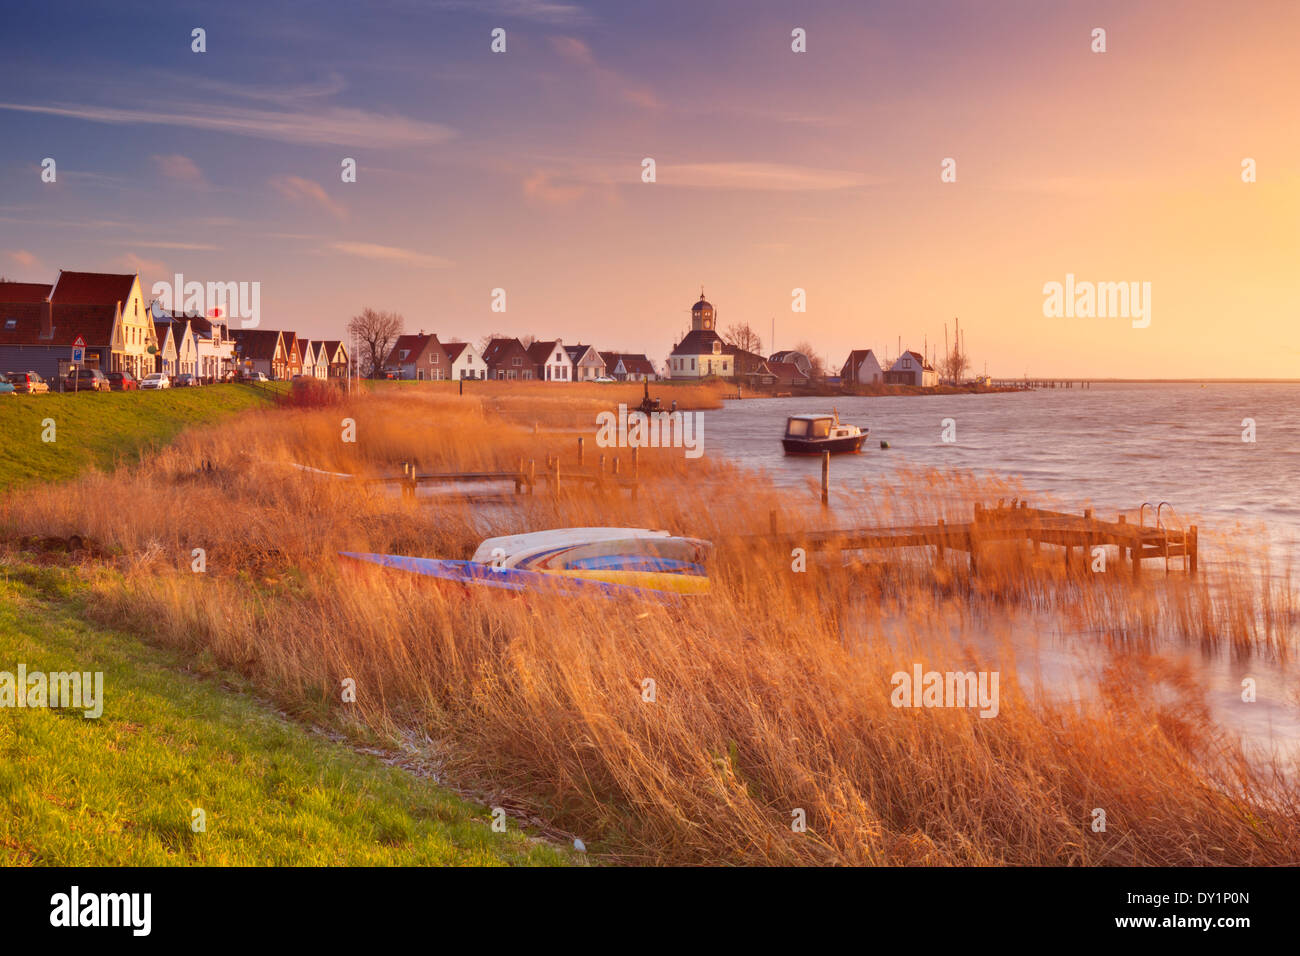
[2,0,1297,377]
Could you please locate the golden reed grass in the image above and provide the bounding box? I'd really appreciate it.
[2,389,1297,864]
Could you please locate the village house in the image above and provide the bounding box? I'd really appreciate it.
[481,337,533,380]
[299,340,316,377]
[527,339,573,381]
[316,340,349,378]
[230,328,286,379]
[384,332,452,380]
[668,293,733,379]
[565,343,606,381]
[840,348,884,387]
[152,319,178,376]
[442,341,483,380]
[602,352,657,382]
[769,349,813,379]
[308,340,330,378]
[768,360,811,388]
[0,271,155,381]
[170,308,237,382]
[282,332,303,378]
[884,350,939,387]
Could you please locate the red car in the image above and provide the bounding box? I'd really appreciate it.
[106,371,139,391]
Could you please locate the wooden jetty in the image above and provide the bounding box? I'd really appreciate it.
[749,501,1197,576]
[372,441,643,499]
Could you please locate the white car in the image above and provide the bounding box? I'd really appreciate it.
[140,373,171,390]
[593,376,616,384]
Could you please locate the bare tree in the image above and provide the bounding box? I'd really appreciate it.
[477,331,509,353]
[793,340,825,380]
[519,334,536,349]
[942,346,970,383]
[347,308,403,378]
[723,322,763,355]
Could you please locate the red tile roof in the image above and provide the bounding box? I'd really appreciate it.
[442,342,469,362]
[230,328,282,360]
[51,270,137,306]
[0,302,116,347]
[0,281,54,304]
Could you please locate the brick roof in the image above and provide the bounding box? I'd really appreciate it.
[442,342,469,362]
[51,270,137,306]
[230,328,282,360]
[0,281,53,304]
[0,302,116,347]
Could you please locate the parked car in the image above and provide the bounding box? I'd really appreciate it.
[173,373,197,387]
[239,370,268,382]
[140,372,171,390]
[63,367,110,392]
[5,371,49,394]
[106,371,139,391]
[0,378,15,396]
[593,376,616,384]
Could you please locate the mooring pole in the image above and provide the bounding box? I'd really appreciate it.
[821,451,830,506]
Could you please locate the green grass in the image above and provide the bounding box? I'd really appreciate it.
[0,384,286,490]
[0,563,571,865]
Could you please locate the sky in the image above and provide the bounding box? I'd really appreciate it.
[1,0,1297,378]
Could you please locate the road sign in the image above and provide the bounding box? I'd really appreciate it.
[71,345,85,364]
[72,335,86,347]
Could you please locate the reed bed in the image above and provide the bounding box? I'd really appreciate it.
[2,391,1297,864]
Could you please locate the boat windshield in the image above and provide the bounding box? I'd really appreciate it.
[811,419,831,438]
[786,417,809,437]
[787,417,831,438]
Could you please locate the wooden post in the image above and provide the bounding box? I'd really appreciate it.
[528,458,536,495]
[459,377,463,396]
[1188,525,1198,575]
[578,436,585,466]
[820,451,830,506]
[936,518,946,559]
[612,456,621,476]
[632,446,640,478]
[515,456,523,495]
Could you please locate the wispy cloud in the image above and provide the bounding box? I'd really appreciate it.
[522,170,586,206]
[0,100,455,148]
[327,241,451,269]
[427,0,588,25]
[660,162,876,191]
[122,252,165,274]
[152,154,205,184]
[271,176,349,221]
[7,249,41,270]
[109,239,220,251]
[550,35,662,111]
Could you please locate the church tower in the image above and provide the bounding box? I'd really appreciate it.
[691,289,715,331]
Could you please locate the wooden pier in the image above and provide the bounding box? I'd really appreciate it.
[375,441,643,499]
[749,501,1197,576]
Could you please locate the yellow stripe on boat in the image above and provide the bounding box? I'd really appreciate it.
[540,569,710,595]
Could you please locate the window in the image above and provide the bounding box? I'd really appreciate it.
[512,356,522,366]
[400,350,410,360]
[4,319,15,330]
[431,353,439,363]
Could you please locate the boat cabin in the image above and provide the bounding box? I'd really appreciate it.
[786,415,837,439]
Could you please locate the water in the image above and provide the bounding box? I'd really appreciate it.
[705,383,1300,768]
[705,383,1300,553]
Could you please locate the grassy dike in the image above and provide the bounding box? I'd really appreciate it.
[0,388,572,865]
[0,384,284,488]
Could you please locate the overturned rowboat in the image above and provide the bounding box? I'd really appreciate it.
[343,527,711,600]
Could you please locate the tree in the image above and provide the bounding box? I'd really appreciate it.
[347,308,403,378]
[723,322,763,355]
[942,346,969,383]
[793,340,825,380]
[519,334,536,349]
[477,331,509,353]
